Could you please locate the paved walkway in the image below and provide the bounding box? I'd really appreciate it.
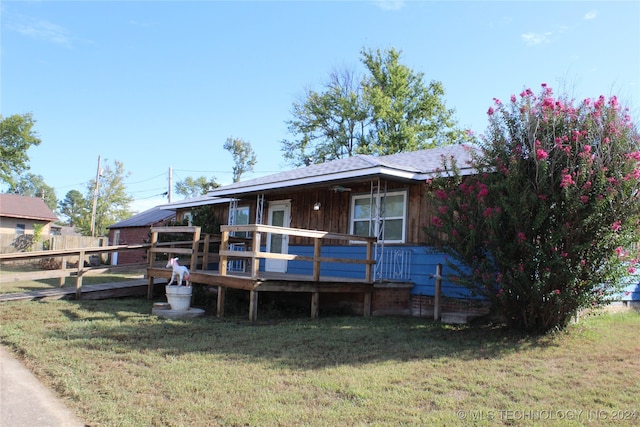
[0,346,86,427]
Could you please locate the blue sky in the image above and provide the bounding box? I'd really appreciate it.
[2,0,639,212]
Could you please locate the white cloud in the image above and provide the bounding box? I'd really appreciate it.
[373,0,405,11]
[521,32,552,46]
[584,10,598,20]
[10,18,72,48]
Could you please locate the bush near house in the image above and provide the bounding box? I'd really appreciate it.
[427,84,640,333]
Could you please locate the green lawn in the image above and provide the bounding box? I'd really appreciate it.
[0,298,638,426]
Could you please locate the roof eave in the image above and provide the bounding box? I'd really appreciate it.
[206,166,422,197]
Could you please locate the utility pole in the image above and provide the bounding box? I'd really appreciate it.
[168,167,173,203]
[90,155,101,237]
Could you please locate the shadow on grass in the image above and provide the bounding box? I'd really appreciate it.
[46,297,561,371]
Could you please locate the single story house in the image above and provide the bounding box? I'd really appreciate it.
[107,206,175,265]
[157,144,483,317]
[0,193,59,236]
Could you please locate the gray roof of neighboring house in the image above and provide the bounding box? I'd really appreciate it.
[0,193,58,222]
[157,195,234,210]
[206,144,478,197]
[107,206,175,229]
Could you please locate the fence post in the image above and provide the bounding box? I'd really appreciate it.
[434,264,442,321]
[75,250,85,299]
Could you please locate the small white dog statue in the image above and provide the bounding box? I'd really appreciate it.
[166,257,190,286]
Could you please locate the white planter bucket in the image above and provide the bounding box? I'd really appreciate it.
[165,285,192,311]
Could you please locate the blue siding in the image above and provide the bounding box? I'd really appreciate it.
[283,245,474,299]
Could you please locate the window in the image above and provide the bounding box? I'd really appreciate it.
[230,206,250,238]
[15,224,26,235]
[182,211,193,226]
[350,191,407,243]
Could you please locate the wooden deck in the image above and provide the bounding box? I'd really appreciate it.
[145,225,392,322]
[147,266,398,322]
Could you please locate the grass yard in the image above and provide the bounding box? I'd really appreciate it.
[0,298,638,427]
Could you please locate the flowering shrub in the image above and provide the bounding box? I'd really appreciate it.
[426,84,640,333]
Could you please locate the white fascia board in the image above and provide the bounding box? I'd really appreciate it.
[418,166,478,180]
[208,166,422,197]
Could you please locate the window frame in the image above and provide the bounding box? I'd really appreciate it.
[349,190,407,244]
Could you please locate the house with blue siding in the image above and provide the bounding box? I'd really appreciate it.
[157,144,489,318]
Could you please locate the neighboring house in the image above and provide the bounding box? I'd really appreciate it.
[0,193,58,236]
[159,144,481,316]
[107,206,175,265]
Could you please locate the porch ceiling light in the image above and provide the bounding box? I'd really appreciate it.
[313,202,321,211]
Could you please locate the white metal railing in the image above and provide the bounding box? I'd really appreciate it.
[375,248,412,281]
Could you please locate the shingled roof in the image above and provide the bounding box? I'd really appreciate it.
[206,144,478,197]
[107,206,175,229]
[0,194,58,222]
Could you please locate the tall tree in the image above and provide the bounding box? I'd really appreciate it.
[58,190,86,227]
[361,47,464,155]
[0,113,42,187]
[223,137,257,182]
[281,48,469,166]
[78,160,134,237]
[281,68,369,166]
[175,176,219,198]
[8,173,57,211]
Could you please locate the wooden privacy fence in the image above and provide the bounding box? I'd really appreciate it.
[0,233,107,254]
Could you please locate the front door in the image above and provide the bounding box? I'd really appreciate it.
[265,201,290,272]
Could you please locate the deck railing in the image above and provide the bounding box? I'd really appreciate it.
[219,224,377,282]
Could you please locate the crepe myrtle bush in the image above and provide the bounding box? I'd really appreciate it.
[426,84,640,333]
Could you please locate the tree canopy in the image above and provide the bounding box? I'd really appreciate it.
[224,137,257,183]
[281,47,469,166]
[76,160,134,237]
[0,113,41,188]
[8,173,57,211]
[175,176,219,199]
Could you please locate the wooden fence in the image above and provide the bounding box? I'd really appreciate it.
[0,233,107,254]
[0,245,149,299]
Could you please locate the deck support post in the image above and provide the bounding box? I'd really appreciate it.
[311,292,319,319]
[363,292,371,317]
[217,285,225,318]
[249,290,258,322]
[147,230,159,299]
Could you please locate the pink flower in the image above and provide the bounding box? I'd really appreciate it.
[435,189,448,200]
[536,149,549,160]
[554,289,561,294]
[612,221,621,232]
[517,232,526,243]
[560,174,575,188]
[580,195,589,203]
[510,94,516,103]
[432,216,443,228]
[477,183,489,199]
[483,207,495,218]
[487,106,495,116]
